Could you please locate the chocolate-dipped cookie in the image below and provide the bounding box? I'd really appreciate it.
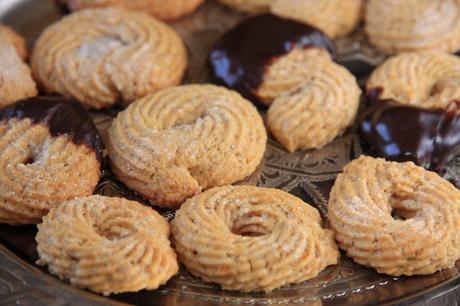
[0,96,102,224]
[360,51,460,171]
[210,14,361,152]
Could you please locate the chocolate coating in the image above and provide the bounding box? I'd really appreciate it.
[358,88,460,172]
[0,96,103,163]
[209,14,336,103]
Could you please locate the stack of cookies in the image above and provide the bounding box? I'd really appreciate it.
[0,0,460,299]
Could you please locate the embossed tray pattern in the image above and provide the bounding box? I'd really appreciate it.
[1,1,460,305]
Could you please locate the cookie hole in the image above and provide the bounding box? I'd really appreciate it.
[21,156,35,165]
[230,211,273,237]
[429,82,443,97]
[390,207,417,221]
[231,224,270,237]
[389,193,418,221]
[94,222,136,241]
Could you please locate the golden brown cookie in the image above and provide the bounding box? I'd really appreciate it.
[271,0,364,38]
[31,7,187,109]
[267,49,361,152]
[36,195,178,295]
[60,0,205,20]
[0,97,102,225]
[217,0,274,13]
[367,51,460,109]
[172,185,339,292]
[0,24,28,60]
[107,84,267,209]
[258,49,340,106]
[217,0,363,38]
[365,0,460,54]
[328,156,460,276]
[0,37,37,108]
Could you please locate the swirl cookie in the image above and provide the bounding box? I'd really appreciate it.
[172,185,339,292]
[365,0,460,53]
[60,0,204,20]
[271,0,363,38]
[328,156,460,276]
[0,96,102,225]
[107,85,266,209]
[211,15,360,152]
[266,49,361,152]
[0,24,27,60]
[36,195,178,295]
[217,0,273,12]
[360,52,460,171]
[210,14,336,105]
[0,35,37,108]
[217,0,363,38]
[31,7,187,109]
[367,51,460,109]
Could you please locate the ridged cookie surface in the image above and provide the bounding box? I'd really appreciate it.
[365,0,460,53]
[0,120,100,224]
[0,97,102,225]
[267,49,361,152]
[271,0,363,38]
[218,0,362,37]
[107,85,267,209]
[61,0,204,20]
[367,51,460,109]
[31,7,187,109]
[172,185,339,292]
[217,0,274,13]
[0,37,37,107]
[0,24,27,60]
[328,156,460,276]
[36,195,178,295]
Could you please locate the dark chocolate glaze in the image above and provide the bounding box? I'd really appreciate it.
[358,88,460,172]
[209,14,336,104]
[0,96,103,164]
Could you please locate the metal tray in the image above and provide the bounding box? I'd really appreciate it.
[1,1,460,305]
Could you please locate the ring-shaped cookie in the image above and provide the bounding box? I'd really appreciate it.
[60,0,205,20]
[36,195,178,295]
[0,96,102,225]
[172,185,339,292]
[31,7,187,109]
[107,85,267,209]
[367,51,460,109]
[365,0,460,53]
[328,156,460,276]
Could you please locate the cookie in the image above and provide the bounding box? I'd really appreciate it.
[0,37,37,108]
[107,84,267,209]
[36,195,178,295]
[0,96,102,225]
[359,92,460,172]
[0,24,28,60]
[60,0,204,20]
[271,0,364,38]
[172,185,339,292]
[267,48,361,152]
[217,0,274,13]
[365,0,460,54]
[31,7,187,109]
[367,51,460,109]
[210,14,335,105]
[328,156,460,276]
[217,0,362,38]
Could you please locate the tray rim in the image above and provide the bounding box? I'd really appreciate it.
[1,242,460,306]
